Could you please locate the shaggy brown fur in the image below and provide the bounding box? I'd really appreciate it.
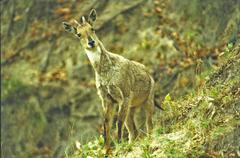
[63,9,158,153]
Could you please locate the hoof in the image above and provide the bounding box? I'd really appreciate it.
[104,145,112,156]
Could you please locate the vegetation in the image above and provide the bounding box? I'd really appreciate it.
[1,0,239,157]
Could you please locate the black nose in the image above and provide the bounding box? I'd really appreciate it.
[88,40,95,47]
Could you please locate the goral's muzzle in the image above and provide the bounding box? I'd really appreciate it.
[88,40,95,48]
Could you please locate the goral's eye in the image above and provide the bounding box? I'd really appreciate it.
[77,33,81,37]
[91,28,95,32]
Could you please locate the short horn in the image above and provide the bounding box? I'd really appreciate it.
[81,16,86,23]
[73,19,81,26]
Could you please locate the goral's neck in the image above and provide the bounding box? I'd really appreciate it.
[84,41,112,74]
[85,46,102,70]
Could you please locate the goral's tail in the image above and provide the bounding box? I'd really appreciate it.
[154,95,164,110]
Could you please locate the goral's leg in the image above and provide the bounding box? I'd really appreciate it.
[102,99,114,154]
[117,98,130,143]
[145,100,154,134]
[125,107,138,143]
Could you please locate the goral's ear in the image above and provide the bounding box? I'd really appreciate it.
[88,9,97,25]
[62,22,77,34]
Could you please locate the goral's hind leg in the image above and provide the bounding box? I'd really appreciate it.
[145,94,154,135]
[125,107,138,143]
[145,77,155,135]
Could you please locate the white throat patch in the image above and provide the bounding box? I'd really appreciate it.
[85,46,101,65]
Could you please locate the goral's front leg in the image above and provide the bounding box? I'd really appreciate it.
[101,97,115,154]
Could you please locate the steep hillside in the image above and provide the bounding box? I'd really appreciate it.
[70,44,239,157]
[1,0,239,157]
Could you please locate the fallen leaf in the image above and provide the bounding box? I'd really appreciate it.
[54,7,71,15]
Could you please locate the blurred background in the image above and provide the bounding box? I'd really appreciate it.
[1,0,239,157]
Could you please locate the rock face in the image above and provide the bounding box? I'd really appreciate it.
[1,0,239,157]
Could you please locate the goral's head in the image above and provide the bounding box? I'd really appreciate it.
[63,9,98,50]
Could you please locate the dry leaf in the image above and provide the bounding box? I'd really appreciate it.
[54,8,71,15]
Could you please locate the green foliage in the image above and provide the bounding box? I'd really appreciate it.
[71,135,105,158]
[156,127,167,135]
[164,93,171,102]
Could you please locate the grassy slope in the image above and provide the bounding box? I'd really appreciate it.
[70,44,240,158]
[1,0,239,157]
